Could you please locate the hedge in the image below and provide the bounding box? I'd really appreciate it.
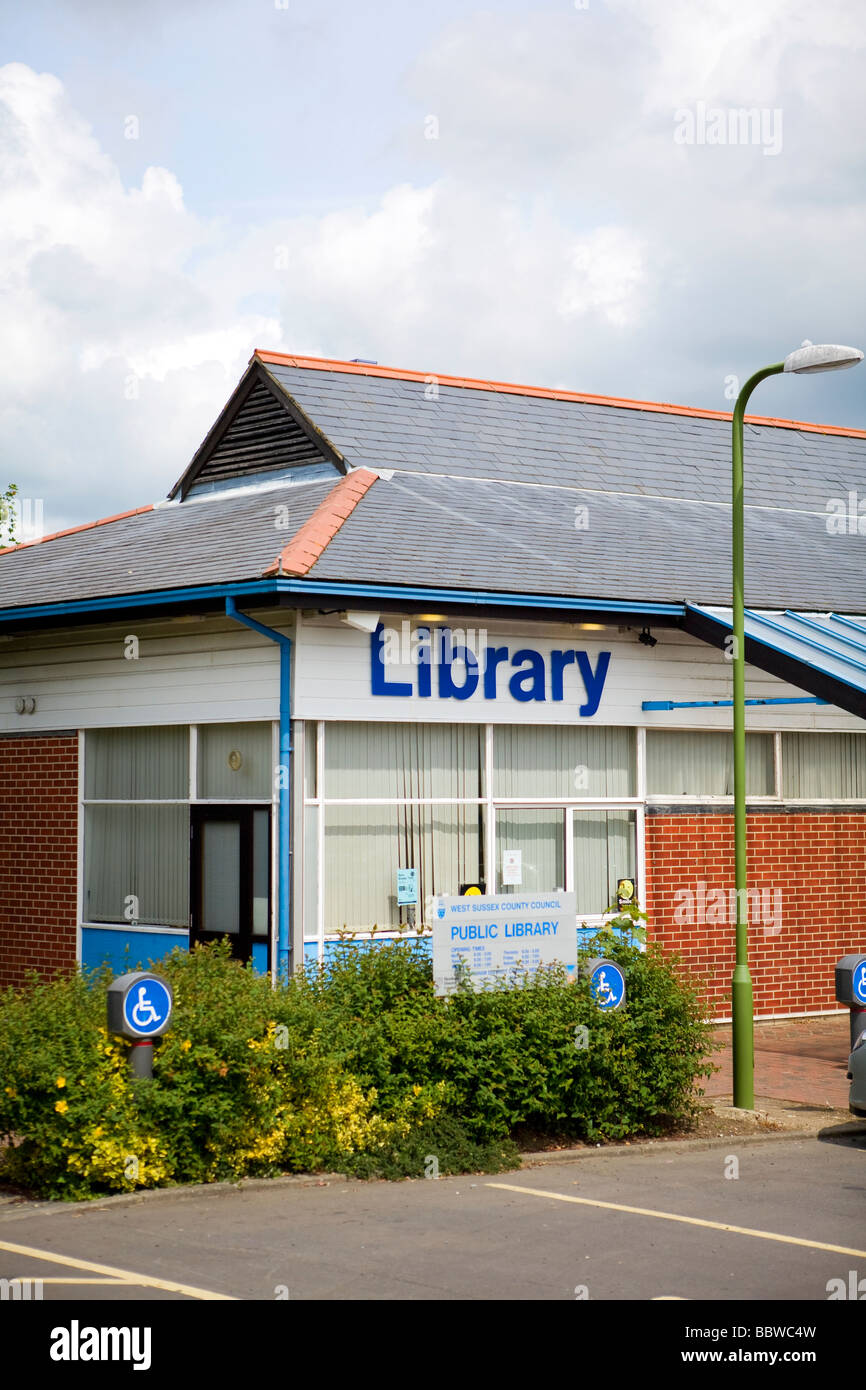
[0,934,716,1199]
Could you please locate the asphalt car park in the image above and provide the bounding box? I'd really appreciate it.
[2,1130,864,1303]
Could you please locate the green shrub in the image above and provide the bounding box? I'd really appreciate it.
[0,934,716,1200]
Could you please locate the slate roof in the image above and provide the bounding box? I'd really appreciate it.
[261,356,866,512]
[2,350,866,616]
[302,470,866,611]
[0,480,333,609]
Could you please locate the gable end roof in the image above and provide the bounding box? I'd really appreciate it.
[169,361,348,500]
[254,350,866,440]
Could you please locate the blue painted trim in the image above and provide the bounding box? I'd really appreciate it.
[686,603,866,700]
[642,696,827,711]
[81,926,186,973]
[0,576,684,627]
[0,580,283,625]
[742,609,866,674]
[830,613,866,642]
[782,610,866,659]
[225,598,291,983]
[272,579,684,616]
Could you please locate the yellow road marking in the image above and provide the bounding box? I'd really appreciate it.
[12,1277,139,1285]
[0,1239,235,1300]
[486,1182,866,1259]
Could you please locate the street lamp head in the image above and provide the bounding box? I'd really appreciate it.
[783,343,864,374]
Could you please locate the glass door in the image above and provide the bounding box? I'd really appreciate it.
[191,806,271,969]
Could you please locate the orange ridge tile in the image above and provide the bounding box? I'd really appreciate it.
[0,505,155,558]
[263,469,379,577]
[254,349,866,440]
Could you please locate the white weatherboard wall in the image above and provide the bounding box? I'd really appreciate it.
[2,606,864,735]
[0,612,288,732]
[293,613,865,732]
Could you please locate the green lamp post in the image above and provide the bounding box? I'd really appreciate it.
[730,343,863,1110]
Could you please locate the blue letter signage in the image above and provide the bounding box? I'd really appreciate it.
[370,625,610,713]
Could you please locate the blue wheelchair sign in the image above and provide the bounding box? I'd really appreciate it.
[123,979,172,1036]
[107,971,174,1040]
[588,960,626,1011]
[853,960,866,1007]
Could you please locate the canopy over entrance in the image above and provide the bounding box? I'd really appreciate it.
[684,605,866,720]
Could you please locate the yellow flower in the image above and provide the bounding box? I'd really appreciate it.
[4,1086,16,1098]
[180,1040,191,1052]
[56,1077,66,1088]
[55,1100,68,1114]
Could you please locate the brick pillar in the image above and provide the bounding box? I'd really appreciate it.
[0,733,78,988]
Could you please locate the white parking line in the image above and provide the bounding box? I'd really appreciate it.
[0,1238,236,1300]
[486,1182,866,1258]
[11,1277,138,1285]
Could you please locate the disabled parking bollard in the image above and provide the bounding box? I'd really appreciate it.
[583,958,627,1011]
[107,971,173,1078]
[834,954,866,1049]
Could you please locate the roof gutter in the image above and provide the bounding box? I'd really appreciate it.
[0,578,685,628]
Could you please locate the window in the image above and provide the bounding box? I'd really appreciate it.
[311,722,485,934]
[493,725,634,798]
[324,804,483,931]
[324,722,483,799]
[83,722,275,929]
[198,723,272,799]
[573,810,636,916]
[782,732,866,798]
[647,730,774,796]
[83,728,189,927]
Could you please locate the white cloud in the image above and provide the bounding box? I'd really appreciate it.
[2,3,866,534]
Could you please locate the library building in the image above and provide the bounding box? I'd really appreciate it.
[2,350,866,1019]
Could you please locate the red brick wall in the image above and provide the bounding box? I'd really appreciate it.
[0,734,78,988]
[645,810,866,1018]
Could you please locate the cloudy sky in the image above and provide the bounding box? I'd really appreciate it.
[2,0,865,531]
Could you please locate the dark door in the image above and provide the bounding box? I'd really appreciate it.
[191,805,271,968]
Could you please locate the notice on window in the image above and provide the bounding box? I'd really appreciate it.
[432,890,577,995]
[396,868,419,906]
[501,849,522,886]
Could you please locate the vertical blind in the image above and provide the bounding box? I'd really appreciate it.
[324,805,482,931]
[321,723,484,931]
[84,804,189,926]
[573,811,635,916]
[493,725,634,798]
[198,723,272,799]
[497,808,565,894]
[84,726,187,800]
[84,728,190,926]
[782,732,866,797]
[324,722,484,799]
[646,730,774,796]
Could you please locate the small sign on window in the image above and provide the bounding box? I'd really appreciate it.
[502,849,523,886]
[396,868,418,905]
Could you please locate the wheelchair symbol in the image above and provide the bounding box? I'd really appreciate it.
[130,986,162,1029]
[591,965,624,1010]
[594,971,617,1005]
